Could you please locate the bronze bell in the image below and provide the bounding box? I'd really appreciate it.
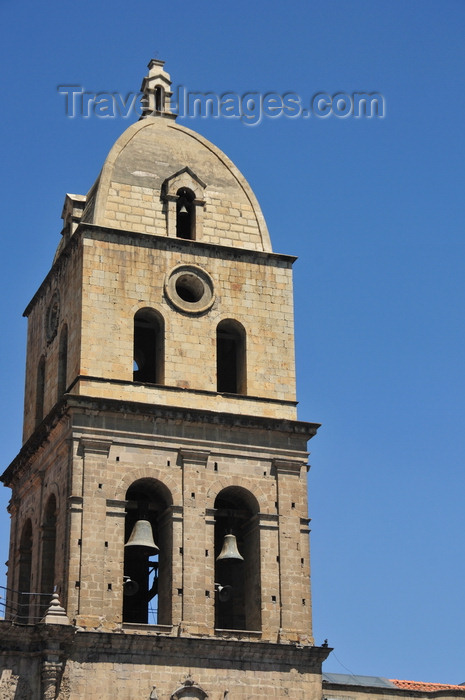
[178,203,189,215]
[216,533,244,562]
[125,519,159,555]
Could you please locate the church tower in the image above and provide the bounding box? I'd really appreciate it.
[0,60,330,699]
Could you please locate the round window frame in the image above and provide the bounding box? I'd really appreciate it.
[164,265,215,314]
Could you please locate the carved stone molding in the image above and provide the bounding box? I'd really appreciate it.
[171,675,208,699]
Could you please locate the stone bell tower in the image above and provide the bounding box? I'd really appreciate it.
[0,59,330,699]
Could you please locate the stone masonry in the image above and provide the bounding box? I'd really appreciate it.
[1,59,329,699]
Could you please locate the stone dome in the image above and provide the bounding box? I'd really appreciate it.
[80,116,272,252]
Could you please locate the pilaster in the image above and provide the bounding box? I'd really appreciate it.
[179,448,210,635]
[74,438,112,627]
[274,458,313,643]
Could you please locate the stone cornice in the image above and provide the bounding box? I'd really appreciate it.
[2,394,320,487]
[0,621,331,670]
[79,222,297,264]
[23,220,298,318]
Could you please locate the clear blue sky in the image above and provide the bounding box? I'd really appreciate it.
[1,0,464,685]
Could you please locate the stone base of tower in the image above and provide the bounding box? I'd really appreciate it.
[0,622,330,699]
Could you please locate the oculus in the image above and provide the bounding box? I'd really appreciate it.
[164,265,214,314]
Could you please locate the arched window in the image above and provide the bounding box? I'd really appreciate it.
[176,188,195,240]
[216,320,246,394]
[133,309,164,384]
[40,495,57,616]
[214,487,261,631]
[35,356,46,427]
[123,479,172,625]
[57,324,68,396]
[18,520,33,623]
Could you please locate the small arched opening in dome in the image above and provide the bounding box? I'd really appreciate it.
[216,320,247,394]
[133,309,164,385]
[176,188,196,240]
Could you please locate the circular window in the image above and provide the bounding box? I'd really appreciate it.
[165,265,214,314]
[175,274,204,303]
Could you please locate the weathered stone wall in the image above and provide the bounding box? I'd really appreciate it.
[61,400,315,642]
[21,219,297,443]
[5,417,70,624]
[22,239,83,442]
[0,623,328,700]
[4,398,317,644]
[76,227,297,415]
[58,633,326,700]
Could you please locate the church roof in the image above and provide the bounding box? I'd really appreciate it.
[323,673,465,693]
[323,672,396,688]
[390,680,465,692]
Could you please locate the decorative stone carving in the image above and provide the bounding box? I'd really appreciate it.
[41,661,63,700]
[0,669,19,699]
[41,593,71,625]
[171,675,208,699]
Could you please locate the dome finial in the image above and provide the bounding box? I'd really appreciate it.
[140,58,176,119]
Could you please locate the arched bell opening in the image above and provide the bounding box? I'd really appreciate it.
[133,308,164,384]
[176,187,195,240]
[17,519,33,623]
[39,494,57,616]
[214,487,261,631]
[123,479,172,625]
